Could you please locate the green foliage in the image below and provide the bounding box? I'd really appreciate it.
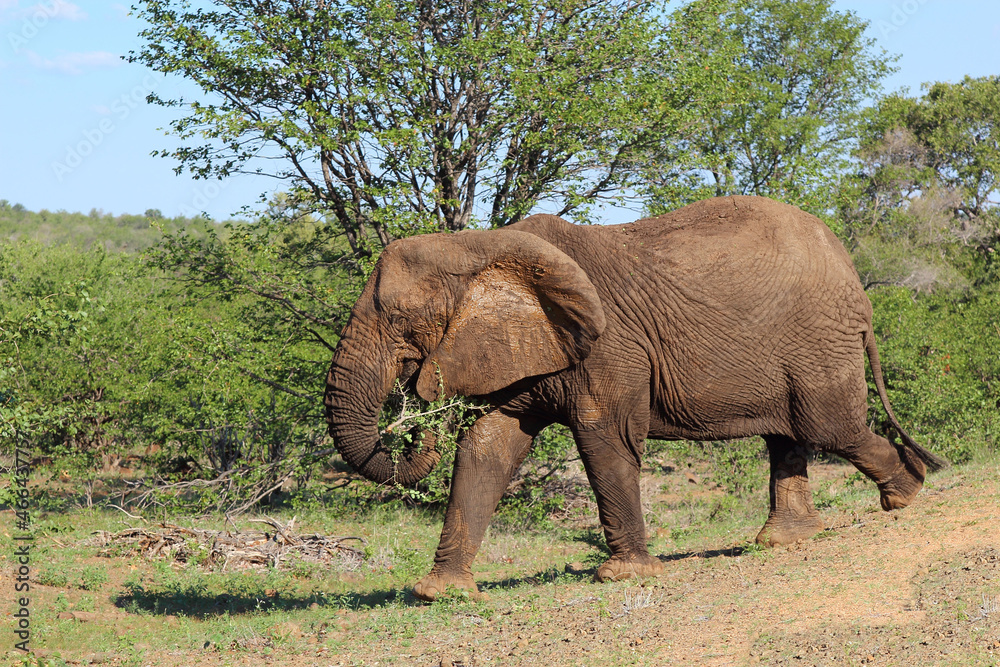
[705,438,767,498]
[1,243,114,449]
[869,287,1000,464]
[642,0,895,219]
[17,655,69,667]
[134,206,357,511]
[867,77,1000,219]
[0,223,335,513]
[36,568,71,589]
[80,565,111,591]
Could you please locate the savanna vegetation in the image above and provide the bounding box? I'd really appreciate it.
[1,0,998,663]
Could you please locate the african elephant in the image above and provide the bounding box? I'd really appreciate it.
[324,195,946,601]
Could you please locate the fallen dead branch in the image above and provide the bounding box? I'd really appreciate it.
[120,464,297,516]
[87,517,365,572]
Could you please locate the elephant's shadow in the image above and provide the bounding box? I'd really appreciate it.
[113,585,415,617]
[478,544,750,594]
[113,545,753,617]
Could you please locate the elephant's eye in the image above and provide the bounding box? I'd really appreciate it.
[386,310,407,328]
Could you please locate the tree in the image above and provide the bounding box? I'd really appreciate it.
[838,76,1000,291]
[130,0,731,261]
[641,0,895,217]
[906,76,1000,221]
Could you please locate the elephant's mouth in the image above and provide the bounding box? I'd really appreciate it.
[398,359,421,390]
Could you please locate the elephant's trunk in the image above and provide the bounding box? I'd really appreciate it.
[324,327,441,486]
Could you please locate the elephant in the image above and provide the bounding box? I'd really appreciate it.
[324,195,947,601]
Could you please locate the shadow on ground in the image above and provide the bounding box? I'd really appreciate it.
[113,539,754,617]
[477,544,751,595]
[113,585,419,617]
[659,545,751,561]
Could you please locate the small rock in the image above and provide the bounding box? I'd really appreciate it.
[685,472,701,485]
[309,602,320,611]
[565,562,588,575]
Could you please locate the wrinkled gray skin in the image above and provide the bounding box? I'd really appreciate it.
[325,196,946,601]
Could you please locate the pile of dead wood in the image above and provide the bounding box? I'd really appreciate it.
[88,516,365,572]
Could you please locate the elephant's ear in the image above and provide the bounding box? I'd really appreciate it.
[415,229,606,401]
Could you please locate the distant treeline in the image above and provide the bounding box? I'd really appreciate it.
[0,200,230,253]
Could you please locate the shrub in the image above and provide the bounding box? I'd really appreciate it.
[870,286,999,463]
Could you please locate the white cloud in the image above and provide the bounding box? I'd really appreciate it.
[7,0,87,21]
[27,50,120,75]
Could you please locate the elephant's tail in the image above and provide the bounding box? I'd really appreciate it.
[863,325,949,471]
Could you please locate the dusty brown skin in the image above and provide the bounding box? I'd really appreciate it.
[324,196,947,601]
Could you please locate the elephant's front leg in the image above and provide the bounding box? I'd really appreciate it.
[575,428,664,582]
[755,436,825,546]
[412,411,543,602]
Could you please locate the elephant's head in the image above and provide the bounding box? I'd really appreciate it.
[323,222,606,486]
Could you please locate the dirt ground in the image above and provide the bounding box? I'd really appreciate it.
[332,461,1000,667]
[4,458,999,667]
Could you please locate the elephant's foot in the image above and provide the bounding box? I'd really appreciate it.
[412,570,481,602]
[876,452,925,511]
[594,553,664,583]
[755,511,825,547]
[759,436,822,546]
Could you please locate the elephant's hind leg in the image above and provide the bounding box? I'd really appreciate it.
[755,436,824,546]
[790,367,926,513]
[412,410,545,602]
[832,429,926,511]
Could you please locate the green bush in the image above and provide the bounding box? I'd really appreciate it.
[870,286,999,463]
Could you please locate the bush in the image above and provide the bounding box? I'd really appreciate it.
[870,286,1000,463]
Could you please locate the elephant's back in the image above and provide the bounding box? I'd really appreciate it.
[609,196,864,319]
[615,196,851,274]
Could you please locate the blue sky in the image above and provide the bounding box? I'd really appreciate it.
[1,1,998,221]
